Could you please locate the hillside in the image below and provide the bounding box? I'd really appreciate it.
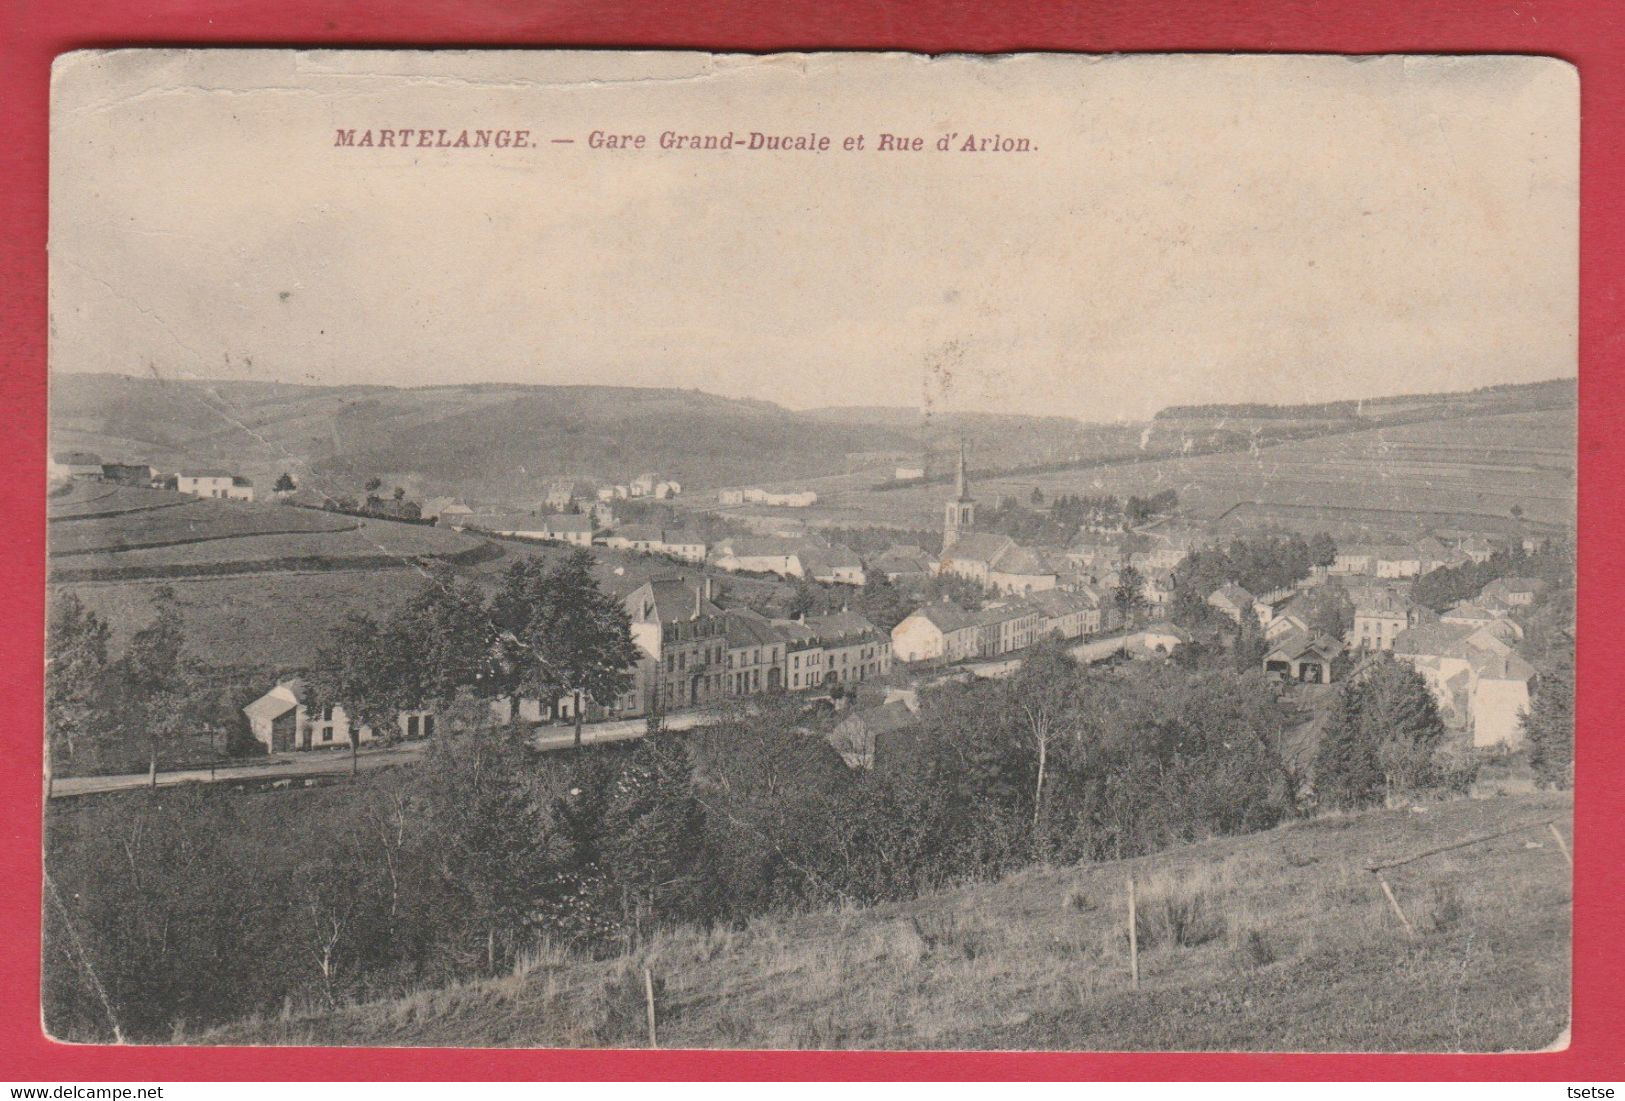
[213,791,1571,1051]
[48,373,923,500]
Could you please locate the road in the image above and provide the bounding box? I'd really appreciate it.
[49,631,1140,799]
[48,709,716,799]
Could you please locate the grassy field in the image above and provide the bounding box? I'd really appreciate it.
[760,407,1574,540]
[212,791,1571,1052]
[54,539,784,674]
[50,497,360,556]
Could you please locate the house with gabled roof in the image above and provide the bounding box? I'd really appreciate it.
[242,678,433,753]
[1391,621,1536,747]
[1263,628,1343,684]
[874,544,935,582]
[890,601,981,664]
[623,575,727,711]
[1207,582,1256,624]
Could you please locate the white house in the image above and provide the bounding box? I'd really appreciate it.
[242,679,433,753]
[176,469,239,500]
[1392,622,1536,748]
[890,603,980,664]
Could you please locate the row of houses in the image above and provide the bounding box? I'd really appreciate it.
[718,487,819,508]
[708,535,867,585]
[620,576,891,712]
[1329,534,1500,579]
[244,574,895,754]
[891,587,1123,664]
[50,453,257,501]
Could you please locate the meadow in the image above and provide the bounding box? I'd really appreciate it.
[776,407,1575,540]
[212,790,1571,1052]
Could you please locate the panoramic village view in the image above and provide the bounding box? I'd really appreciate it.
[44,372,1574,1049]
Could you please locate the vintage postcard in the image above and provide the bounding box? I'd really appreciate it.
[45,50,1575,1050]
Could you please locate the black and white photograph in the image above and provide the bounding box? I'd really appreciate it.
[43,50,1576,1050]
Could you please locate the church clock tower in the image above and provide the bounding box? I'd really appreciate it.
[943,440,975,550]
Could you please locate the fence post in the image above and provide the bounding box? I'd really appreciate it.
[1376,875,1416,938]
[1547,822,1573,867]
[1127,875,1139,991]
[644,966,658,1049]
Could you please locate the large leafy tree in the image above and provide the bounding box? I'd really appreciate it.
[1314,655,1446,808]
[46,593,111,770]
[1114,565,1145,624]
[116,587,202,786]
[492,550,641,748]
[1006,638,1092,842]
[311,568,498,751]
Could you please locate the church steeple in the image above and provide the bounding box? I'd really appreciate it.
[944,438,975,550]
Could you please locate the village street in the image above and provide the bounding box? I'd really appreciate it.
[48,709,715,799]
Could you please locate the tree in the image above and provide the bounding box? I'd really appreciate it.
[364,477,382,494]
[1006,639,1090,844]
[46,594,111,771]
[414,701,549,973]
[493,550,641,750]
[1307,532,1337,569]
[855,574,909,634]
[1314,656,1446,808]
[1114,565,1145,624]
[1523,649,1573,789]
[1030,486,1044,506]
[116,588,201,786]
[273,472,296,493]
[785,580,820,620]
[1302,583,1354,641]
[393,486,406,501]
[1233,612,1268,675]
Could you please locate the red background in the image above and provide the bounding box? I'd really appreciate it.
[2,0,1620,1082]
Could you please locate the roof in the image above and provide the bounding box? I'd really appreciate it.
[627,577,722,623]
[539,514,593,533]
[1025,589,1089,617]
[1209,582,1255,607]
[1265,628,1342,662]
[718,536,807,559]
[990,545,1050,576]
[804,543,864,571]
[1355,589,1413,615]
[242,679,304,723]
[803,609,882,643]
[724,609,784,648]
[970,601,1040,628]
[903,602,977,634]
[837,700,918,737]
[1141,620,1192,643]
[1442,601,1499,622]
[941,532,1017,565]
[177,468,235,478]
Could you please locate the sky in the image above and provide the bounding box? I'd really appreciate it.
[50,50,1577,421]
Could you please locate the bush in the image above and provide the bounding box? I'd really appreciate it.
[1135,880,1225,949]
[1232,926,1277,969]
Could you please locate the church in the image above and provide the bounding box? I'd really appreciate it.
[935,444,1059,596]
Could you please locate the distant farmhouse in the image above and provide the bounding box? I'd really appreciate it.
[173,470,253,501]
[718,487,818,508]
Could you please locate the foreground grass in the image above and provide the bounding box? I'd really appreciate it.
[212,791,1571,1052]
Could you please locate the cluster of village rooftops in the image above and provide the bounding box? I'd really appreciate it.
[52,447,1547,762]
